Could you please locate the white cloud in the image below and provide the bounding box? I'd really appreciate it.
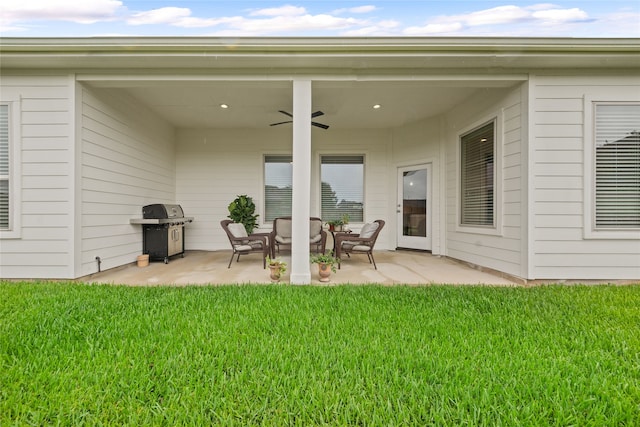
[127,7,191,25]
[463,5,532,26]
[403,22,464,36]
[1,0,122,24]
[127,4,365,34]
[127,7,242,28]
[531,8,589,24]
[340,20,399,36]
[333,5,378,15]
[403,3,591,35]
[228,14,361,34]
[525,3,563,11]
[249,5,306,17]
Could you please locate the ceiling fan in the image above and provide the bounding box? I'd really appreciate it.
[270,110,329,129]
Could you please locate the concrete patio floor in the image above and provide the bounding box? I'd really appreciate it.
[83,250,521,286]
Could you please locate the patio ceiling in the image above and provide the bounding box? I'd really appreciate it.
[88,79,519,129]
[6,37,638,130]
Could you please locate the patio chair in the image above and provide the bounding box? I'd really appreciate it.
[220,219,270,269]
[334,220,385,269]
[270,216,327,257]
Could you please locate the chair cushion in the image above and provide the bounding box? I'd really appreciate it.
[248,240,264,249]
[276,219,292,238]
[234,244,254,252]
[359,222,379,238]
[340,241,371,252]
[275,236,292,244]
[309,234,322,244]
[228,223,248,238]
[310,220,322,238]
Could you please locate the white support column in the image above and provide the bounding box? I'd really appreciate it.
[290,79,312,284]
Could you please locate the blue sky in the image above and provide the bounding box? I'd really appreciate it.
[2,1,639,37]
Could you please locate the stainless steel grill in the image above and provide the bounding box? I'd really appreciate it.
[130,204,194,264]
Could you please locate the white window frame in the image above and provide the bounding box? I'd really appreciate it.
[0,99,21,239]
[456,112,503,236]
[263,153,293,223]
[318,153,366,224]
[584,95,640,240]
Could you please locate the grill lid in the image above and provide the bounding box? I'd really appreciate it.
[142,204,184,219]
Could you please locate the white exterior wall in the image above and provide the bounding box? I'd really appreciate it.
[176,127,392,252]
[444,86,526,278]
[0,74,75,279]
[530,75,640,280]
[78,86,176,276]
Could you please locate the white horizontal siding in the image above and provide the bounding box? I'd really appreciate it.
[79,86,176,276]
[0,74,74,279]
[176,127,392,252]
[531,74,640,280]
[444,85,525,278]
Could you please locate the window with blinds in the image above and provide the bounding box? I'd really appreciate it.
[264,155,293,221]
[460,120,495,227]
[320,155,364,222]
[594,103,640,229]
[0,104,9,230]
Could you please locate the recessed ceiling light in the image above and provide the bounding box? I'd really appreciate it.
[220,104,229,109]
[373,104,381,109]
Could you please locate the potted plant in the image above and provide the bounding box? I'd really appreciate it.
[266,256,287,282]
[326,219,343,232]
[310,252,338,283]
[341,213,350,231]
[228,194,259,234]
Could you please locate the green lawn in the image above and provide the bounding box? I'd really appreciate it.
[1,282,639,426]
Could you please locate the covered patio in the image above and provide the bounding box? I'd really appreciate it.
[3,38,637,284]
[82,250,520,286]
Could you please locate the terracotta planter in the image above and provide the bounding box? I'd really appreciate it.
[268,264,283,282]
[137,254,149,267]
[317,263,332,282]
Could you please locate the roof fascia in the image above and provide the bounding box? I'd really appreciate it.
[2,37,639,71]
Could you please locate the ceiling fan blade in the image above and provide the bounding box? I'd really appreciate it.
[312,121,329,130]
[272,110,328,129]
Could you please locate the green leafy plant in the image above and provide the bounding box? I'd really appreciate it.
[265,256,287,276]
[310,251,338,273]
[228,194,259,234]
[341,213,350,225]
[326,219,344,231]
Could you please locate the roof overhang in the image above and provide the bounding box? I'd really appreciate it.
[2,37,639,72]
[2,37,638,129]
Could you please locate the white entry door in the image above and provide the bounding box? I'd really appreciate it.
[397,165,431,251]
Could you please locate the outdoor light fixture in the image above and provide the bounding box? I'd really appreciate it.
[220,104,229,109]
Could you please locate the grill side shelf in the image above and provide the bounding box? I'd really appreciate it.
[130,218,162,225]
[130,217,194,225]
